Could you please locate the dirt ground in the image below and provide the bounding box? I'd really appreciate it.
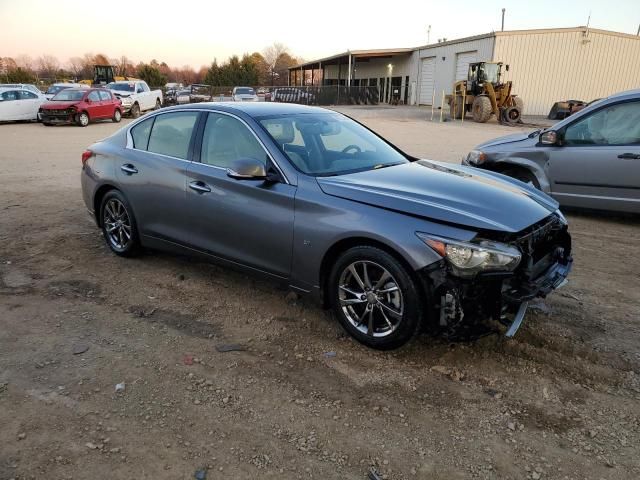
[1,107,639,480]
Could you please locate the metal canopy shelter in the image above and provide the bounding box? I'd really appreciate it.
[288,48,413,87]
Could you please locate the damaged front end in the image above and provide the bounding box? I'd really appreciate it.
[418,213,572,338]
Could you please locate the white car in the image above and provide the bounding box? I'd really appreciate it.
[0,87,48,122]
[45,82,88,100]
[176,89,191,105]
[105,80,163,118]
[232,86,259,102]
[0,83,42,96]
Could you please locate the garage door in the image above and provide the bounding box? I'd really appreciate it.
[418,57,436,104]
[455,51,477,81]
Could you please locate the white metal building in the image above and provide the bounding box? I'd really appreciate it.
[291,27,640,115]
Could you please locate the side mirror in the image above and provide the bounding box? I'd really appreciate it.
[540,131,558,145]
[226,158,267,180]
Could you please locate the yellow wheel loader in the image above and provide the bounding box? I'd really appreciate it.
[446,62,523,123]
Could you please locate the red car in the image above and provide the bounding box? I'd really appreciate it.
[40,88,122,127]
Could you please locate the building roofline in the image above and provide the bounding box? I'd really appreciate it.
[289,48,415,70]
[291,25,640,70]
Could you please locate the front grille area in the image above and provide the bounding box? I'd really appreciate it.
[44,109,72,115]
[515,214,571,282]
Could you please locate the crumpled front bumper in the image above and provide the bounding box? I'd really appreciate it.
[420,247,572,338]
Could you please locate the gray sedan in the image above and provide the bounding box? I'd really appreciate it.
[463,89,640,213]
[81,103,572,349]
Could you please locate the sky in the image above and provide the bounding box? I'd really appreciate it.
[1,0,638,69]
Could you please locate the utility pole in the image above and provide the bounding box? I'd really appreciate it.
[636,23,639,35]
[501,8,505,31]
[427,25,431,44]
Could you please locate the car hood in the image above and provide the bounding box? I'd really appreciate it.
[109,90,134,98]
[316,160,558,233]
[41,100,80,109]
[476,131,537,149]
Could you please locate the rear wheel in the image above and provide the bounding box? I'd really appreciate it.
[112,109,122,123]
[154,99,161,110]
[472,96,492,123]
[76,112,89,127]
[100,190,140,257]
[329,246,423,350]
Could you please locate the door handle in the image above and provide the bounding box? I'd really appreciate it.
[120,164,138,174]
[617,153,640,159]
[189,181,211,193]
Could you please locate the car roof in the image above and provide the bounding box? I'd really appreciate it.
[161,102,332,117]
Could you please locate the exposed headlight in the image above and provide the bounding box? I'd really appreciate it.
[416,233,521,276]
[466,150,487,165]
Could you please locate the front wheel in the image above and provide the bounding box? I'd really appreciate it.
[329,246,423,350]
[130,103,140,118]
[100,190,140,257]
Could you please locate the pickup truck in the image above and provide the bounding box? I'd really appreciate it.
[105,81,162,118]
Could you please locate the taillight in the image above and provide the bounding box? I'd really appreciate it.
[81,150,93,165]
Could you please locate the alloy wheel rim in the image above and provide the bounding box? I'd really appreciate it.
[338,260,403,338]
[103,199,132,250]
[80,114,88,126]
[115,110,121,121]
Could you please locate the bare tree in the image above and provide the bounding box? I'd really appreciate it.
[262,43,290,85]
[14,54,34,71]
[68,56,84,79]
[37,54,60,79]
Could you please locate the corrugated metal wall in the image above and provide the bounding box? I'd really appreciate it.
[494,29,640,115]
[415,36,494,105]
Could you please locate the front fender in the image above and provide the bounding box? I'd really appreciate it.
[493,156,551,193]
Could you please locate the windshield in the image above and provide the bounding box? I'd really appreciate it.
[478,63,500,83]
[235,88,255,95]
[52,90,85,101]
[106,82,135,92]
[259,113,409,176]
[46,85,71,95]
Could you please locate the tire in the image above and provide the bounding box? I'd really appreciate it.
[154,99,161,110]
[76,112,90,127]
[130,103,141,118]
[328,246,423,350]
[449,95,464,119]
[99,190,141,257]
[502,106,521,124]
[472,96,492,123]
[502,167,540,189]
[112,109,122,123]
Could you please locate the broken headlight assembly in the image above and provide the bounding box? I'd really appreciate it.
[416,233,521,277]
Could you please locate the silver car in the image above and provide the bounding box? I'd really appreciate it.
[463,89,640,213]
[80,103,572,349]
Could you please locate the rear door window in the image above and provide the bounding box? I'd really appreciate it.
[130,117,154,150]
[88,91,101,102]
[147,112,199,159]
[99,90,112,101]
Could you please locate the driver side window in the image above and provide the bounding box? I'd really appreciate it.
[564,101,640,146]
